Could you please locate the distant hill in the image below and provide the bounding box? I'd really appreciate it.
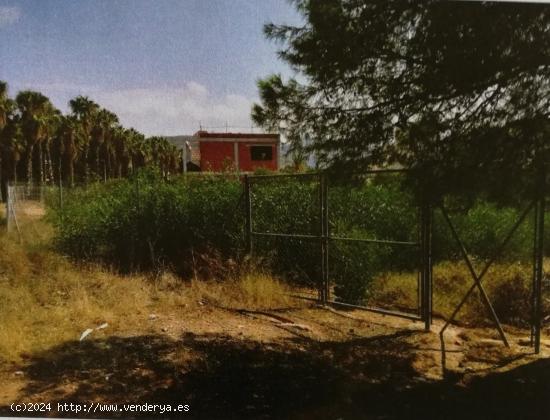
[165,135,197,149]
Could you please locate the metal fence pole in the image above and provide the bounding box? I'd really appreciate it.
[421,200,433,331]
[533,167,545,354]
[58,177,63,212]
[319,174,326,302]
[6,183,10,232]
[322,173,329,303]
[244,175,253,255]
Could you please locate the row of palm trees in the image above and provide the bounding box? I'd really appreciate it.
[0,81,182,199]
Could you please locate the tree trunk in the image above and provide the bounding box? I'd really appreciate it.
[83,144,89,184]
[69,159,74,188]
[26,144,34,187]
[38,141,44,185]
[45,141,54,184]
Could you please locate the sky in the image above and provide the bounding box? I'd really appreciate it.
[0,0,302,135]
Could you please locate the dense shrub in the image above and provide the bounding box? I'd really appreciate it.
[49,170,244,276]
[49,168,543,306]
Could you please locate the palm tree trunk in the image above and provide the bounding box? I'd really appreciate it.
[96,146,101,179]
[46,142,54,184]
[69,159,74,188]
[38,142,44,184]
[83,145,89,184]
[26,145,34,187]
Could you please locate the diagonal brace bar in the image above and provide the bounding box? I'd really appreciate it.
[439,201,535,347]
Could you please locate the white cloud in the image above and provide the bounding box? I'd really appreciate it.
[0,6,21,27]
[87,82,256,136]
[18,81,258,136]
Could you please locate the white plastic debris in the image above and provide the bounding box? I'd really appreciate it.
[96,323,108,330]
[79,328,94,341]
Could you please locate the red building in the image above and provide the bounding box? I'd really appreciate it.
[196,131,280,172]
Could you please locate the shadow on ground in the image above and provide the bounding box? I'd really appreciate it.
[1,330,549,419]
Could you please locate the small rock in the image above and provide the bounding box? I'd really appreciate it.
[161,327,167,332]
[14,371,24,377]
[149,314,158,321]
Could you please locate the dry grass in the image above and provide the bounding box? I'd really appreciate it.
[1,215,547,364]
[371,259,550,326]
[0,222,293,364]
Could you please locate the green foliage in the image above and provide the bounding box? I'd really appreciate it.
[49,170,243,275]
[433,200,534,262]
[253,1,550,198]
[50,170,541,306]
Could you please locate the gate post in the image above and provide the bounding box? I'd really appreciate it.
[319,173,328,303]
[322,173,329,303]
[244,174,253,255]
[421,200,433,331]
[533,167,545,354]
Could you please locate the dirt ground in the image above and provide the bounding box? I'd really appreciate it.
[0,301,549,419]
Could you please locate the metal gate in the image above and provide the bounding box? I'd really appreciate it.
[244,168,547,353]
[244,170,433,330]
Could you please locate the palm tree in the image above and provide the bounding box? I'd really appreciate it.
[0,81,13,199]
[1,84,190,192]
[58,116,79,187]
[43,108,62,184]
[15,90,53,186]
[0,116,23,199]
[69,96,99,183]
[0,81,12,132]
[91,108,118,181]
[113,127,131,178]
[128,129,148,172]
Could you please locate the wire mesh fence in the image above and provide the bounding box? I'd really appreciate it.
[246,171,428,322]
[248,173,322,300]
[246,170,549,352]
[325,171,423,319]
[4,171,549,349]
[5,183,61,239]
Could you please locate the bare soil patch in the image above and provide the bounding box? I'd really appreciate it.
[1,301,548,419]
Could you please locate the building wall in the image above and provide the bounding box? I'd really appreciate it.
[199,140,278,172]
[200,141,234,171]
[238,143,277,171]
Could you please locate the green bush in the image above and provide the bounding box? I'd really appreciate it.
[49,168,541,307]
[49,170,244,276]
